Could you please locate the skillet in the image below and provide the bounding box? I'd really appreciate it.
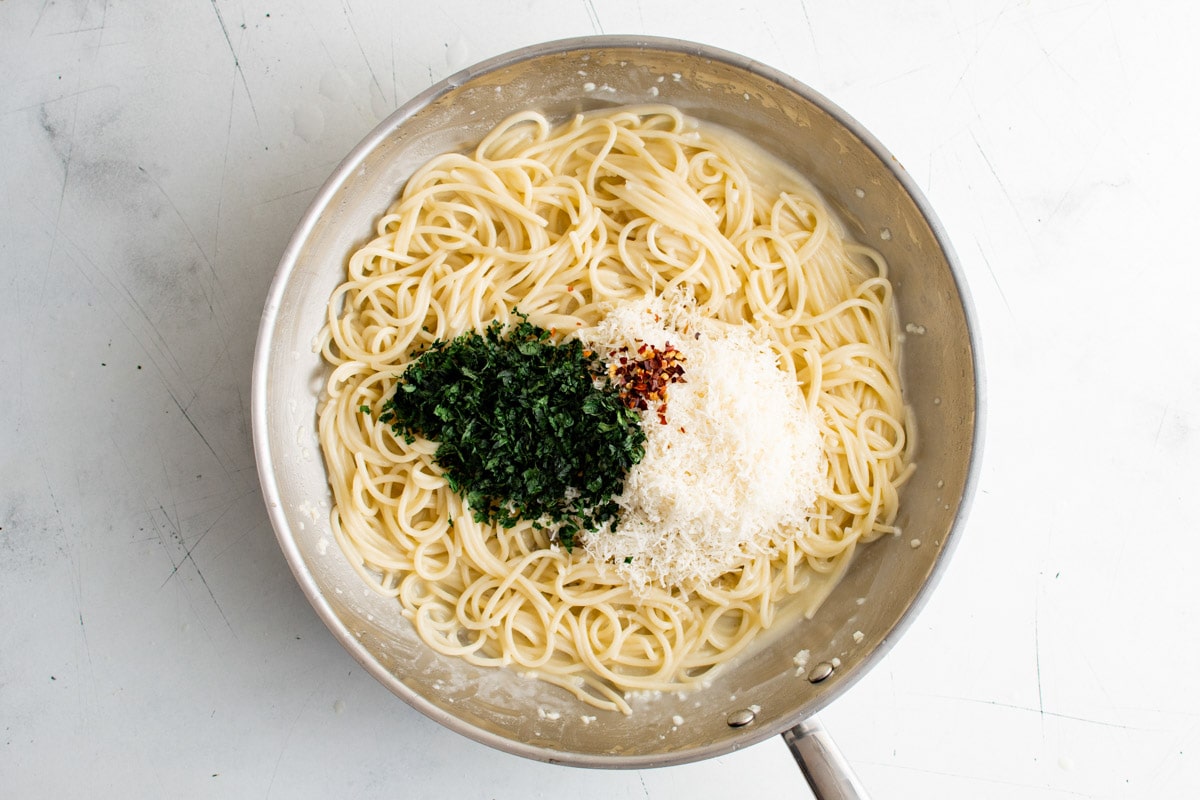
[251,36,984,798]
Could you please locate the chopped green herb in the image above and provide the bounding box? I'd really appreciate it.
[380,314,644,549]
[359,404,371,414]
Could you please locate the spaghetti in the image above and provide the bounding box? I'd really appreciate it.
[315,106,913,713]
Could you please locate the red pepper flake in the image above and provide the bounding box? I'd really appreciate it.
[606,342,686,424]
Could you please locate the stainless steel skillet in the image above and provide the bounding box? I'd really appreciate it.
[251,35,984,799]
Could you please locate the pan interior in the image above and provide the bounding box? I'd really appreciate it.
[254,37,979,767]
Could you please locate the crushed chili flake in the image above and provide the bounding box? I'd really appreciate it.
[604,342,686,423]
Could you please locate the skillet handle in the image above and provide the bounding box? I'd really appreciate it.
[781,716,870,800]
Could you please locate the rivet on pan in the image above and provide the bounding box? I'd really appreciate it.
[807,661,836,684]
[726,708,757,728]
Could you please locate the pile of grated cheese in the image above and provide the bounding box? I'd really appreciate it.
[577,296,826,593]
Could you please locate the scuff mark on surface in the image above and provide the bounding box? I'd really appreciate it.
[799,0,819,58]
[159,494,245,585]
[163,384,228,477]
[973,238,1013,318]
[206,0,262,131]
[970,129,1034,251]
[339,0,386,113]
[38,97,81,312]
[914,692,1146,732]
[581,0,604,35]
[29,0,53,37]
[156,503,233,632]
[136,165,223,319]
[1034,591,1046,742]
[213,71,237,273]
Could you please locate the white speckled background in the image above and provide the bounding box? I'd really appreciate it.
[2,1,1197,797]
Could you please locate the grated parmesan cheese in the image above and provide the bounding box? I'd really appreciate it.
[577,295,825,592]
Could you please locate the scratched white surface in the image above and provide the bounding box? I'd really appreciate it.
[2,1,1198,797]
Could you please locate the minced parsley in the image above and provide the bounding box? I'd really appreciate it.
[380,315,645,549]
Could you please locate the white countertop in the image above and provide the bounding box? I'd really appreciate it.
[3,1,1197,797]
